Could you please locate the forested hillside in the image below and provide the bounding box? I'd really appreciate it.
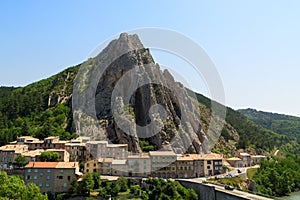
[239,108,300,154]
[193,93,289,154]
[0,66,78,145]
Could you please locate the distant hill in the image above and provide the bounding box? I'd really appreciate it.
[239,108,300,154]
[192,93,287,154]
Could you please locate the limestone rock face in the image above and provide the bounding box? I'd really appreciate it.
[75,33,214,154]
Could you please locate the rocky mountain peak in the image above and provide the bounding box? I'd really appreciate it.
[74,33,213,154]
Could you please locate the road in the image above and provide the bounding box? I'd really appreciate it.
[206,183,273,200]
[199,165,260,181]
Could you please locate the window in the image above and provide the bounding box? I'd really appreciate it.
[60,169,64,173]
[34,176,37,180]
[207,161,211,164]
[46,183,50,187]
[57,176,63,179]
[40,173,44,177]
[207,166,210,169]
[63,183,67,188]
[47,169,51,173]
[39,183,43,187]
[68,176,71,181]
[27,169,31,173]
[26,175,30,180]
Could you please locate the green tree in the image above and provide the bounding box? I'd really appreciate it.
[110,181,121,197]
[117,176,128,192]
[92,172,101,190]
[37,121,54,140]
[79,173,94,196]
[39,151,59,162]
[253,155,300,196]
[15,154,27,167]
[0,171,47,200]
[68,178,79,195]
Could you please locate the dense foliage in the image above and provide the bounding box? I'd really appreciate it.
[253,155,300,196]
[0,66,78,145]
[239,108,300,154]
[67,175,198,200]
[14,154,27,167]
[39,152,59,162]
[142,178,198,200]
[0,171,48,199]
[193,92,291,153]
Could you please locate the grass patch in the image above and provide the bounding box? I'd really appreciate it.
[218,176,244,187]
[208,176,244,187]
[247,168,257,179]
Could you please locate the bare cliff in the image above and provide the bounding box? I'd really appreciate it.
[72,33,218,154]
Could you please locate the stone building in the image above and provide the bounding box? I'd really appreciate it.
[0,145,28,168]
[24,162,80,194]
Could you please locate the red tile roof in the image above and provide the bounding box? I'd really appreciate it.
[25,162,78,169]
[25,162,59,168]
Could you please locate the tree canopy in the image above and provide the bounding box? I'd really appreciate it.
[0,171,48,200]
[253,155,300,197]
[39,151,59,162]
[14,154,27,167]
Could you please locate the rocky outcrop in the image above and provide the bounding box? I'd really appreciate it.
[74,33,218,154]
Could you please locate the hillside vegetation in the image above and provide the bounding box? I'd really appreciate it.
[239,108,300,154]
[0,66,78,145]
[193,93,289,154]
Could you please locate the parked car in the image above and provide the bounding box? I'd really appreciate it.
[224,185,234,190]
[225,174,234,178]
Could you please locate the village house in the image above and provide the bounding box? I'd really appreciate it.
[176,154,194,178]
[226,157,243,168]
[84,157,114,175]
[0,144,28,168]
[251,155,267,165]
[86,141,128,160]
[17,149,44,163]
[200,153,224,176]
[191,154,205,177]
[24,162,80,194]
[65,141,87,162]
[127,153,151,177]
[239,153,252,167]
[24,136,66,151]
[98,158,113,175]
[111,159,127,176]
[149,151,177,178]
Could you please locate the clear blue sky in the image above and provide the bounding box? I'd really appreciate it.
[1,1,300,116]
